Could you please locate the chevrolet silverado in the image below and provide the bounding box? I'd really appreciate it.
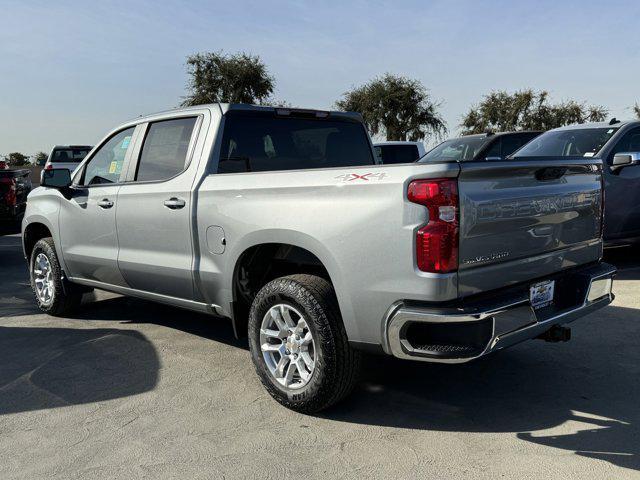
[22,104,615,412]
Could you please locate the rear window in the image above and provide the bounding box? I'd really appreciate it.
[51,148,91,163]
[419,136,488,163]
[513,128,618,158]
[217,111,374,173]
[375,144,419,164]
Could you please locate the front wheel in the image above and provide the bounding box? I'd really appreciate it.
[29,237,82,315]
[248,274,361,413]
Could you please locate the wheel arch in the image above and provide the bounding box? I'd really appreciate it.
[227,233,348,339]
[23,221,54,260]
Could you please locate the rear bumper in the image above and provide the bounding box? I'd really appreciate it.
[383,262,616,363]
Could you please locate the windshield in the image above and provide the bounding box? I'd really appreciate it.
[419,136,487,162]
[513,128,618,158]
[51,148,91,163]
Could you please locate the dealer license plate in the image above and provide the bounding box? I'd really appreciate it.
[530,280,555,310]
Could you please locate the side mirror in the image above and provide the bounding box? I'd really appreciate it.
[41,168,72,188]
[612,152,640,171]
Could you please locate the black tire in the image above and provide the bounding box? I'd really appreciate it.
[29,237,82,315]
[248,274,361,413]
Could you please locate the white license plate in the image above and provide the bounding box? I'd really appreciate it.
[530,280,555,309]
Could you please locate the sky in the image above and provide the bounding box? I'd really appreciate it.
[1,0,639,155]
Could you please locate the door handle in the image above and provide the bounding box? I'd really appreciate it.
[97,198,114,209]
[164,197,186,209]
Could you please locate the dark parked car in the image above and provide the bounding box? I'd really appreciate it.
[421,131,542,162]
[0,169,32,233]
[511,120,640,246]
[373,141,426,164]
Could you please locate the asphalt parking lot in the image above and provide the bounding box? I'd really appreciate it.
[1,234,638,479]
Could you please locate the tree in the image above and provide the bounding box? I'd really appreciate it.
[461,89,608,134]
[33,151,48,165]
[181,51,275,107]
[4,152,29,167]
[634,103,640,119]
[335,74,447,142]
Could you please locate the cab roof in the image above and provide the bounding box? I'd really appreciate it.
[134,103,363,124]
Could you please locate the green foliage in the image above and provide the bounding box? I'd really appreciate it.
[4,152,29,167]
[461,89,608,134]
[33,151,48,165]
[181,51,275,107]
[336,74,447,142]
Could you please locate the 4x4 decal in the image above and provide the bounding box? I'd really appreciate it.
[335,172,387,182]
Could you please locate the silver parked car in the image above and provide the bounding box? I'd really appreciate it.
[22,104,615,412]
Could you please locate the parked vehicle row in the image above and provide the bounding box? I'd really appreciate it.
[376,123,640,247]
[23,103,615,413]
[509,120,640,246]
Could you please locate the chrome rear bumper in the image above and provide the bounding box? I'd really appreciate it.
[383,262,616,364]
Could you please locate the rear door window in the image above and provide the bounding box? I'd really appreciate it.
[218,111,374,173]
[375,144,419,164]
[135,117,198,182]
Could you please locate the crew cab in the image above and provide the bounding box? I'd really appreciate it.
[422,131,542,162]
[511,120,640,246]
[22,104,615,412]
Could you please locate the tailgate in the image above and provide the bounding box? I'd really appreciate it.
[457,159,603,296]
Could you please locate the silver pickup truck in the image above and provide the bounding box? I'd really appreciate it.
[22,104,616,412]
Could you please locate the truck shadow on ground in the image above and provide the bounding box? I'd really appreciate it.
[327,302,640,472]
[2,234,639,470]
[0,326,159,415]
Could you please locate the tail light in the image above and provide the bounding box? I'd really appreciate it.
[45,164,53,170]
[0,178,17,206]
[407,179,459,273]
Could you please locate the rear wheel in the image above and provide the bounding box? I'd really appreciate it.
[29,237,82,315]
[248,274,360,413]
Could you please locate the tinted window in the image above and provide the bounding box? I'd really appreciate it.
[218,111,374,173]
[608,127,640,163]
[51,148,91,163]
[136,117,197,182]
[513,128,618,158]
[500,136,524,158]
[81,127,134,186]
[482,139,502,159]
[420,136,488,162]
[375,144,419,164]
